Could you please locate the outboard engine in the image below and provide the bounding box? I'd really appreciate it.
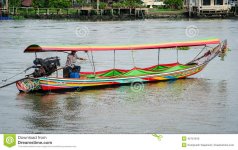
[32,57,60,77]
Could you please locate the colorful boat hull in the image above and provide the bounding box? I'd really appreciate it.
[39,63,206,91]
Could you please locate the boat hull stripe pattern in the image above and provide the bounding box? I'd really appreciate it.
[39,64,206,91]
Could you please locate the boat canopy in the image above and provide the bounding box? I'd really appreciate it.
[24,38,220,53]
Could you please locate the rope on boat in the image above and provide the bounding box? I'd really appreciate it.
[192,45,207,61]
[187,46,207,65]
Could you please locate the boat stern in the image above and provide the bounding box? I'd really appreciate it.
[16,78,41,92]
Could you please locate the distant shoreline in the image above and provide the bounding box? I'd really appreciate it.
[9,14,238,20]
[2,7,238,20]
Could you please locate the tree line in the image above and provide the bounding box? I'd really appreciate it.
[9,0,183,10]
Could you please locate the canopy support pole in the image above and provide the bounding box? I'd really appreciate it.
[35,52,37,58]
[56,69,58,78]
[86,51,95,77]
[131,50,136,68]
[113,50,116,76]
[90,51,96,77]
[158,49,160,66]
[176,47,179,63]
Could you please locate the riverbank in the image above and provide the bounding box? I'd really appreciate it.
[147,9,186,18]
[3,7,238,20]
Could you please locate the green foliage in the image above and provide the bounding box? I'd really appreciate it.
[9,0,143,9]
[76,0,89,7]
[32,0,72,8]
[112,2,125,8]
[10,15,24,20]
[32,0,46,8]
[49,0,71,8]
[164,0,183,9]
[76,0,108,8]
[177,47,190,50]
[99,2,107,9]
[90,2,108,9]
[8,0,21,7]
[112,0,143,8]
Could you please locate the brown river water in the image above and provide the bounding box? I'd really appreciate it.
[0,19,238,133]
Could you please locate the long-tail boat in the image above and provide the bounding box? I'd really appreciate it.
[15,38,228,93]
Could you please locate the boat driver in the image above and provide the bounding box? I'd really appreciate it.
[65,51,86,76]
